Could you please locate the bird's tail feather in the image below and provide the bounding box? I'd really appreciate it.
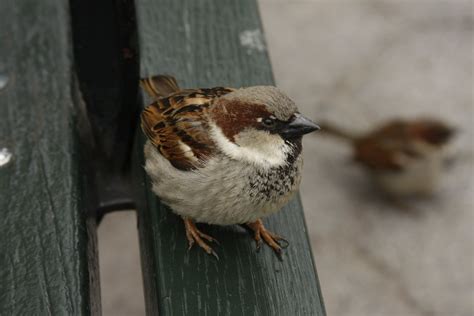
[140,75,180,99]
[318,122,357,142]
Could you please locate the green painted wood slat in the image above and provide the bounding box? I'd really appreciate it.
[132,1,326,315]
[0,0,100,314]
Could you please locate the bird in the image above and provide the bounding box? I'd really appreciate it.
[318,119,456,197]
[140,75,320,259]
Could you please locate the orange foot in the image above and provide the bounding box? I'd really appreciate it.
[247,219,289,259]
[183,217,219,259]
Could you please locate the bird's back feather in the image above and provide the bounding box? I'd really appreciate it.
[140,75,235,170]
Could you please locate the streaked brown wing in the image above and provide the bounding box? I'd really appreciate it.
[354,139,405,171]
[353,121,414,171]
[141,87,235,170]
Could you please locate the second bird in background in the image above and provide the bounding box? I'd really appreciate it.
[318,118,456,198]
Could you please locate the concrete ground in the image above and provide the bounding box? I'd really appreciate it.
[99,1,473,315]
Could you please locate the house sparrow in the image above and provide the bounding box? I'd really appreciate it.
[319,119,455,197]
[140,75,319,259]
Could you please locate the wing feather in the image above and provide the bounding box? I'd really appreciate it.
[140,75,235,170]
[354,121,419,171]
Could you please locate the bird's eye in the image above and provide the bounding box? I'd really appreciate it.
[262,117,275,127]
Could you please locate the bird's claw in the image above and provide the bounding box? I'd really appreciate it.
[247,219,288,259]
[274,247,284,262]
[183,218,219,259]
[187,239,195,251]
[274,236,290,249]
[210,249,220,260]
[255,238,263,252]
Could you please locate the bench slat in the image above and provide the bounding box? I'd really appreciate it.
[133,1,326,315]
[0,1,100,314]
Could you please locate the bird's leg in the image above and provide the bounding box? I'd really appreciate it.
[183,217,219,259]
[246,219,289,258]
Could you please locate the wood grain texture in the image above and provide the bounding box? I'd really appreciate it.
[0,0,100,314]
[133,1,326,315]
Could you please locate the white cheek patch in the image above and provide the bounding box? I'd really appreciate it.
[210,123,291,168]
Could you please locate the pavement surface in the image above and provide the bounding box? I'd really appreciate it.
[99,1,473,315]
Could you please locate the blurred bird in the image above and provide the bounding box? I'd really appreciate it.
[140,75,319,259]
[319,118,455,197]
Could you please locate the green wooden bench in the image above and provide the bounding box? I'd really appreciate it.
[0,0,101,314]
[0,0,325,315]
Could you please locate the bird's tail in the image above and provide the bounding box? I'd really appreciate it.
[140,75,180,100]
[318,121,357,143]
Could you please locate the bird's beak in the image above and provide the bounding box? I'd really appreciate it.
[280,113,320,139]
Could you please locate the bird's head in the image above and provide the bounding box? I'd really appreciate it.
[208,86,319,168]
[410,118,456,146]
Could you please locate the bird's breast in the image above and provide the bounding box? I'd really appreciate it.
[246,155,303,211]
[144,141,302,225]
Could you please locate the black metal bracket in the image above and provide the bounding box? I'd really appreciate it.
[70,0,140,223]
